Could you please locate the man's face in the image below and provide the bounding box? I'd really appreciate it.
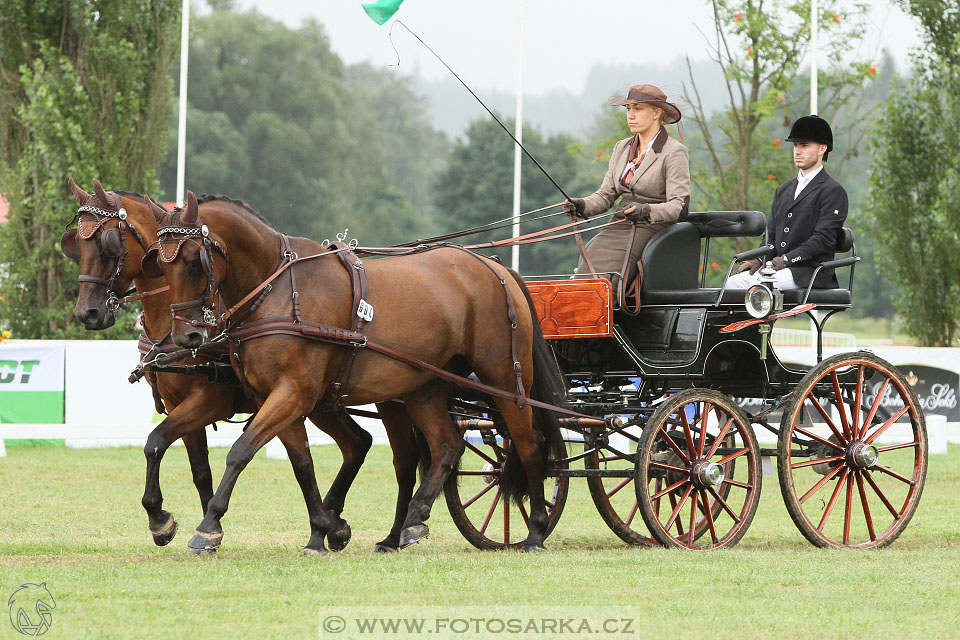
[793,141,826,173]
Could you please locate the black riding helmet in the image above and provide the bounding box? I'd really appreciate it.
[786,115,833,161]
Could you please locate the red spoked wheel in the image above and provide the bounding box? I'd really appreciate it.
[444,423,569,550]
[778,351,927,548]
[635,389,762,549]
[584,419,657,546]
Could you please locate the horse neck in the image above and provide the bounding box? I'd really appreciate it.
[121,197,170,340]
[206,205,282,308]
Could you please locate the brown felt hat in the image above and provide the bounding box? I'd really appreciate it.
[611,84,682,124]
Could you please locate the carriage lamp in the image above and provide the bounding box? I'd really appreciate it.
[745,284,774,318]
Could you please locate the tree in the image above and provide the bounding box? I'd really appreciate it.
[433,117,581,275]
[0,1,180,338]
[864,1,960,346]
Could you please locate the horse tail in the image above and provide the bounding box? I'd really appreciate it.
[499,268,566,506]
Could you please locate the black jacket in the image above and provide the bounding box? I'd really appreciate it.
[766,169,849,288]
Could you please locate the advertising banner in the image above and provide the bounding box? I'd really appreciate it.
[0,342,65,445]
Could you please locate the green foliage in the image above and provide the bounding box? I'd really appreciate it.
[432,118,581,275]
[0,1,180,338]
[865,46,960,345]
[159,9,447,247]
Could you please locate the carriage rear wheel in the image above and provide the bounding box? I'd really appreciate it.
[635,389,762,549]
[444,423,569,550]
[777,352,927,548]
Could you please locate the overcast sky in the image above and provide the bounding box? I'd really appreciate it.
[236,0,922,96]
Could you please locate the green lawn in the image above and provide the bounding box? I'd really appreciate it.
[1,444,958,639]
[775,315,913,345]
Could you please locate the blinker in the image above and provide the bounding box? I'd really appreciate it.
[60,228,80,260]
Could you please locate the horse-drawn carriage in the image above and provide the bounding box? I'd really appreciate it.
[444,210,927,551]
[62,181,927,554]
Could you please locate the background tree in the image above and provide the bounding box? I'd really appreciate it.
[864,0,960,346]
[0,1,180,338]
[159,7,448,246]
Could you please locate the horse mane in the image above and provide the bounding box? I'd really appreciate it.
[115,189,166,210]
[196,194,277,231]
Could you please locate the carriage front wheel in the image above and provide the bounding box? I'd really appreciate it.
[635,389,762,549]
[777,351,927,548]
[444,423,569,550]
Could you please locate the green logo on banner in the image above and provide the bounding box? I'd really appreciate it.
[0,361,40,384]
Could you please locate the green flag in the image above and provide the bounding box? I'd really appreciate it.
[362,0,405,25]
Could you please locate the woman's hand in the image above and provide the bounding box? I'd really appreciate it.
[736,258,761,274]
[614,203,651,223]
[562,198,587,219]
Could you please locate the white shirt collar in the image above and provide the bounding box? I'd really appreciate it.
[795,164,824,198]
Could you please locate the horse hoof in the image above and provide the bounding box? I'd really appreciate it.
[372,542,399,554]
[521,543,546,553]
[187,530,223,554]
[150,516,178,547]
[399,525,429,549]
[327,522,352,552]
[300,547,329,557]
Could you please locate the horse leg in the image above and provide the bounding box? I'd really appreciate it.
[490,398,550,552]
[181,428,214,515]
[142,392,227,547]
[305,407,372,552]
[187,387,336,555]
[273,419,331,556]
[372,401,421,553]
[397,385,465,548]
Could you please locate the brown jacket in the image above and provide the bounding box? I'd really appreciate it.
[582,127,690,223]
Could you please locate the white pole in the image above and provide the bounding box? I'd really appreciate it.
[511,0,525,272]
[810,0,818,114]
[175,0,190,205]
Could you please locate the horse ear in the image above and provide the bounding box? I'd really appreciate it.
[147,198,168,224]
[93,178,110,205]
[182,190,199,225]
[141,248,164,279]
[68,178,90,205]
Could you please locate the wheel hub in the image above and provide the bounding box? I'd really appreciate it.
[847,441,879,469]
[691,460,725,488]
[480,462,497,484]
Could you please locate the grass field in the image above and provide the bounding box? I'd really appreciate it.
[776,315,913,346]
[1,443,959,639]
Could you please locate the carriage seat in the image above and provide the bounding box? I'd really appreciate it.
[635,212,855,309]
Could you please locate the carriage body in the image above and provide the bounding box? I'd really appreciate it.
[449,211,927,550]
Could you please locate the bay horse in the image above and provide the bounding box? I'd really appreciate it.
[153,192,565,553]
[62,179,385,553]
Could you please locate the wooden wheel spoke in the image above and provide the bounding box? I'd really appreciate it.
[873,465,914,485]
[877,441,919,452]
[698,490,719,544]
[658,430,691,465]
[842,471,854,545]
[817,468,850,532]
[705,417,734,459]
[853,365,864,436]
[864,405,911,445]
[722,477,752,489]
[831,371,852,440]
[462,480,498,509]
[687,490,699,544]
[859,377,889,440]
[862,469,901,518]
[479,487,502,535]
[605,477,632,499]
[807,394,847,445]
[799,463,844,504]
[717,447,748,465]
[653,477,662,517]
[652,478,689,500]
[464,440,499,466]
[793,425,846,452]
[855,472,876,542]
[503,495,510,545]
[598,454,628,464]
[665,486,693,533]
[625,500,639,526]
[679,409,697,459]
[697,403,713,458]
[707,486,741,523]
[791,454,845,470]
[649,460,689,474]
[518,499,530,527]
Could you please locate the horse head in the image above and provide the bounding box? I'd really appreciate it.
[63,178,167,330]
[151,191,228,348]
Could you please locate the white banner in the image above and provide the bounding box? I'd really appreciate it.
[0,343,64,391]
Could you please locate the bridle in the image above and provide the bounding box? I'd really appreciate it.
[61,202,152,310]
[154,220,227,329]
